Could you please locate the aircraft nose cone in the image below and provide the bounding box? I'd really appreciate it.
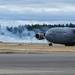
[45,32,50,41]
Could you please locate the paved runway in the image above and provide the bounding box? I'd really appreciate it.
[0,52,75,75]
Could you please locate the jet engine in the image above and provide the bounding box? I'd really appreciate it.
[35,33,45,40]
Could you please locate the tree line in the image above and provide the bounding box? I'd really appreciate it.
[6,23,75,33]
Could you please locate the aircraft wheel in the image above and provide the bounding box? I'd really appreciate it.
[49,43,52,46]
[65,44,74,46]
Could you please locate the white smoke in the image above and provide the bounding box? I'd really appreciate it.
[0,26,47,43]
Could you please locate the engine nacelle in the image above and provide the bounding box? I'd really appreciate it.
[35,33,45,40]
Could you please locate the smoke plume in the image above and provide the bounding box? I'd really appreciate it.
[0,25,47,43]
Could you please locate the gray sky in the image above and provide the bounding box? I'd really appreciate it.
[0,0,75,26]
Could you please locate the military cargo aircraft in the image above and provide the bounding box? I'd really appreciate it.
[35,27,75,46]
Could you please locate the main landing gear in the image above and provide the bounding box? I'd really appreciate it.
[65,44,74,46]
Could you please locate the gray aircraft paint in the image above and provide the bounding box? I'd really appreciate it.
[35,27,75,46]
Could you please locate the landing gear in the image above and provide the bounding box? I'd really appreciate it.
[49,43,52,46]
[65,44,74,46]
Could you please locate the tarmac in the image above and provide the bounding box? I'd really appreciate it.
[0,52,75,75]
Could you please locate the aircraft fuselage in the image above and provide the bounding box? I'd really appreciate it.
[35,27,75,46]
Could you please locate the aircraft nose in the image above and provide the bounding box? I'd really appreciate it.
[45,32,50,41]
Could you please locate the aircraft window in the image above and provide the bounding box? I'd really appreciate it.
[52,31,55,33]
[56,31,64,33]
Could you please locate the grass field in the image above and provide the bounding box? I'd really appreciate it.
[0,42,75,52]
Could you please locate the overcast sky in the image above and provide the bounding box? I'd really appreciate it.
[0,0,75,26]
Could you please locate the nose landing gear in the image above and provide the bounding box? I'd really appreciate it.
[49,43,52,46]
